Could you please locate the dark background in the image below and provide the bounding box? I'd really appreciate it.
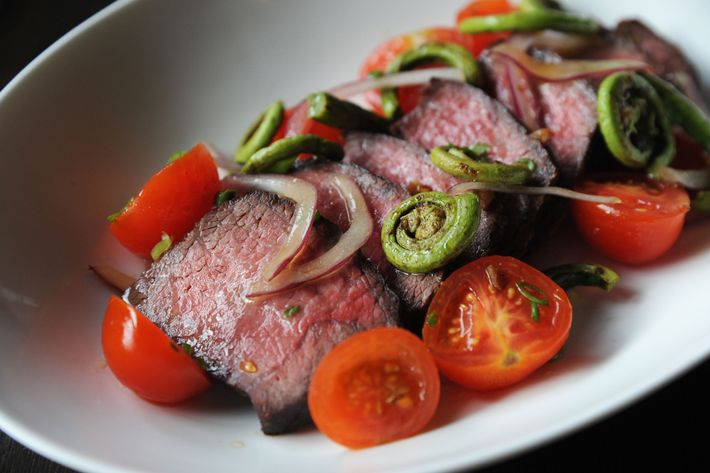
[1,1,708,472]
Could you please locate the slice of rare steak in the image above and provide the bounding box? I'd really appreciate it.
[343,132,503,260]
[292,160,442,316]
[392,79,556,186]
[126,191,399,435]
[391,80,557,256]
[480,48,598,185]
[586,20,706,109]
[615,19,703,105]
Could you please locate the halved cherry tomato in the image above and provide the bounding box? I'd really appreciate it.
[572,180,690,264]
[109,143,220,258]
[358,0,515,116]
[359,26,509,115]
[422,256,572,391]
[308,327,440,449]
[102,296,211,404]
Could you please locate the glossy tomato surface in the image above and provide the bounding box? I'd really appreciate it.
[102,296,211,404]
[109,143,220,258]
[422,256,572,391]
[572,180,690,264]
[308,327,440,449]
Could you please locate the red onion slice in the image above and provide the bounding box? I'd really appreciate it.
[500,54,542,130]
[248,173,373,298]
[328,67,465,99]
[449,181,621,204]
[658,167,710,190]
[491,42,650,83]
[222,174,318,281]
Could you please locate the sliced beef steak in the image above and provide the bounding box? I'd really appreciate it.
[293,160,443,316]
[343,132,459,193]
[615,20,702,102]
[480,49,598,185]
[586,20,706,109]
[343,132,508,260]
[390,80,557,256]
[392,79,557,186]
[126,191,399,434]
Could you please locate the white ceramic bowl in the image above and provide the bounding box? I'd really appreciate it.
[1,1,709,472]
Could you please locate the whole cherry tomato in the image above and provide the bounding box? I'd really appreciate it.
[102,296,211,404]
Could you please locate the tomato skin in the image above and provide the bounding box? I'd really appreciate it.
[572,180,690,264]
[308,327,440,449]
[102,296,211,404]
[273,101,343,147]
[109,143,220,258]
[422,256,572,391]
[359,26,507,115]
[456,0,516,24]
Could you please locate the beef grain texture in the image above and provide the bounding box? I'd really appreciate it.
[480,48,598,185]
[392,79,557,186]
[126,191,399,434]
[293,160,443,316]
[343,132,502,261]
[391,80,558,256]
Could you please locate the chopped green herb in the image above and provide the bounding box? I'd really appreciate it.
[692,191,710,213]
[531,302,540,322]
[106,198,134,223]
[215,190,236,206]
[180,343,194,356]
[150,232,172,261]
[468,142,491,157]
[313,209,322,222]
[283,305,301,318]
[515,281,548,322]
[168,150,187,163]
[426,311,439,327]
[180,343,209,370]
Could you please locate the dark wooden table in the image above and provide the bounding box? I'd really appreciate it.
[1,1,709,472]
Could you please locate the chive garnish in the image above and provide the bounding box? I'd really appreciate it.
[150,232,172,261]
[215,190,236,206]
[107,198,134,223]
[426,311,439,327]
[168,150,187,163]
[531,302,541,322]
[180,343,209,370]
[283,305,301,318]
[468,142,491,157]
[515,281,549,322]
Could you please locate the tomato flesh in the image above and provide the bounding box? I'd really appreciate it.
[308,327,440,449]
[422,256,572,391]
[102,296,211,404]
[109,143,220,258]
[572,180,690,264]
[358,26,508,115]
